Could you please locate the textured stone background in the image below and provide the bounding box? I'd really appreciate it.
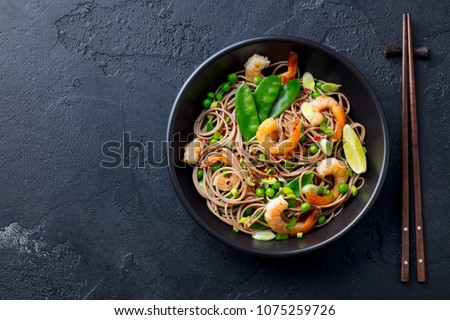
[1,0,449,299]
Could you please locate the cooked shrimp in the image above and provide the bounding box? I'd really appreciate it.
[256,118,301,155]
[183,138,204,165]
[281,51,298,83]
[304,158,349,206]
[213,173,240,191]
[308,96,346,142]
[244,54,270,81]
[265,195,322,235]
[200,149,232,168]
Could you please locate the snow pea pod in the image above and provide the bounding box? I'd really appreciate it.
[235,83,260,141]
[253,75,282,122]
[268,78,301,118]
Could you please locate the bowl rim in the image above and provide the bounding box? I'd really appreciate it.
[166,36,389,257]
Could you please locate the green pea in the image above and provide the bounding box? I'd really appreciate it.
[210,138,218,144]
[317,215,326,224]
[221,82,231,92]
[207,92,215,99]
[299,134,306,143]
[316,82,324,90]
[228,73,238,83]
[243,207,255,216]
[255,187,265,197]
[311,91,321,99]
[253,75,263,85]
[265,187,275,198]
[202,98,212,108]
[301,202,311,212]
[197,169,204,180]
[338,183,349,193]
[309,145,319,154]
[215,93,223,101]
[273,181,281,190]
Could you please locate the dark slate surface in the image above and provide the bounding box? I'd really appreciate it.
[0,0,449,299]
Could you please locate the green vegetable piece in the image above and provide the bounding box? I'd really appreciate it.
[265,187,275,198]
[301,172,314,187]
[202,98,212,108]
[312,91,321,99]
[233,226,240,233]
[235,83,260,141]
[269,79,301,118]
[338,183,349,194]
[275,234,289,240]
[255,187,265,197]
[297,232,303,239]
[228,73,238,83]
[347,168,353,177]
[299,134,306,143]
[207,92,215,99]
[253,75,263,85]
[302,184,320,194]
[274,176,301,207]
[259,153,267,161]
[302,72,315,91]
[351,185,358,197]
[243,207,255,216]
[204,120,214,132]
[253,75,282,122]
[283,161,294,169]
[316,82,324,90]
[317,215,326,224]
[273,181,281,190]
[221,82,231,92]
[322,83,341,93]
[213,131,223,140]
[309,145,319,155]
[216,93,223,101]
[301,202,311,212]
[197,169,204,180]
[210,101,219,108]
[210,138,218,145]
[230,188,239,198]
[212,162,222,172]
[286,217,297,231]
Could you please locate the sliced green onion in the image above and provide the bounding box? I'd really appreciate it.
[321,82,341,93]
[213,132,223,140]
[265,167,276,175]
[259,153,267,161]
[297,232,303,239]
[363,146,368,153]
[319,138,332,156]
[347,168,353,177]
[252,230,275,241]
[261,177,277,185]
[239,217,249,224]
[210,101,219,108]
[230,188,238,198]
[246,175,255,187]
[302,72,315,91]
[233,226,240,233]
[275,234,289,240]
[302,184,319,194]
[351,185,359,197]
[286,217,298,231]
[283,162,294,169]
[281,186,294,195]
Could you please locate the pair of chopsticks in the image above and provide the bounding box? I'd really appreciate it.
[399,13,426,283]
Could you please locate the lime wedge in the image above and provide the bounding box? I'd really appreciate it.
[321,82,341,93]
[252,230,276,241]
[302,72,315,91]
[319,138,332,156]
[343,124,367,174]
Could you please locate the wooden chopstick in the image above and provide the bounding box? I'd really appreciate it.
[406,13,426,283]
[400,13,410,283]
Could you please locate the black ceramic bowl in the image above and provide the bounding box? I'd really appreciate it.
[167,36,388,257]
